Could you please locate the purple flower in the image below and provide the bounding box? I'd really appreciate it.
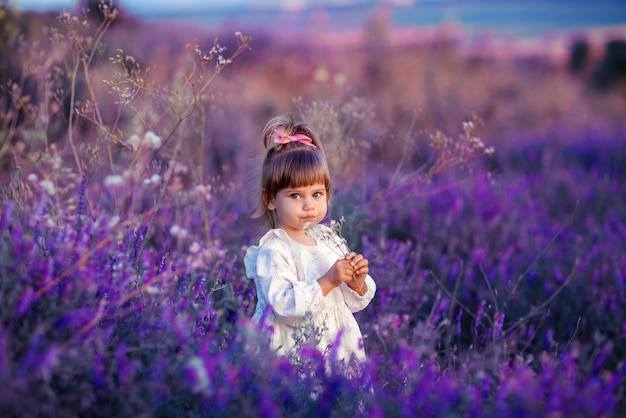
[15,287,39,317]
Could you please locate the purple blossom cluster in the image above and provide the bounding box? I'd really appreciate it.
[1,129,624,415]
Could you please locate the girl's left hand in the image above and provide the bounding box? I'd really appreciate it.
[345,252,368,295]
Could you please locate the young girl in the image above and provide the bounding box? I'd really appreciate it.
[244,113,376,365]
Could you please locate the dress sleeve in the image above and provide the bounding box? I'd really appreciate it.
[340,274,376,312]
[254,240,327,324]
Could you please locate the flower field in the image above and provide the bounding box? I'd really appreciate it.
[1,2,625,416]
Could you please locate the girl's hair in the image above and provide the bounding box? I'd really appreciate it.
[253,113,331,228]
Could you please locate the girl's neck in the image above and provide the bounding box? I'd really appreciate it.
[279,226,317,246]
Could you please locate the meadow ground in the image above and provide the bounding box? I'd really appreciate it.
[1,2,625,416]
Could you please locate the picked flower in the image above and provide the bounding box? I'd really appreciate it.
[303,217,319,234]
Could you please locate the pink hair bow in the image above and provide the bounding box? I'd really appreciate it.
[273,129,316,149]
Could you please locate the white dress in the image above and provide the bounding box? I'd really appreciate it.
[244,224,376,363]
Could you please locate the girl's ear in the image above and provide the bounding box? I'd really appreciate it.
[262,189,276,210]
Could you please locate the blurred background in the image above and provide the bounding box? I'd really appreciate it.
[11,1,626,58]
[4,0,626,165]
[3,0,626,230]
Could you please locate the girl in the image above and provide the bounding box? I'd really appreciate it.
[244,113,376,365]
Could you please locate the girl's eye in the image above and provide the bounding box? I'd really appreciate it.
[313,192,323,198]
[289,193,301,199]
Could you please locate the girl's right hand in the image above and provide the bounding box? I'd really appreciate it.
[328,258,357,285]
[317,259,355,296]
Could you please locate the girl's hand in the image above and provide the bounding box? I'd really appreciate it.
[318,258,359,296]
[345,252,369,296]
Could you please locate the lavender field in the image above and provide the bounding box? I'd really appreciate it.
[1,1,625,416]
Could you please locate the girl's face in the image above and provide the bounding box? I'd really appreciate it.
[267,183,328,239]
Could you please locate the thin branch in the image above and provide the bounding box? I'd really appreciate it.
[502,258,578,338]
[429,270,477,322]
[502,200,580,310]
[479,264,499,313]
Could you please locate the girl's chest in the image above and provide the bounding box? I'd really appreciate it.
[300,244,336,282]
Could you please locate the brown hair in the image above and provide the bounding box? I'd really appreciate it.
[253,113,331,228]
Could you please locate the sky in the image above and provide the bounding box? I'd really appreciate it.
[13,0,330,13]
[11,0,626,38]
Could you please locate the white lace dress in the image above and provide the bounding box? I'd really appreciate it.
[244,224,376,362]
